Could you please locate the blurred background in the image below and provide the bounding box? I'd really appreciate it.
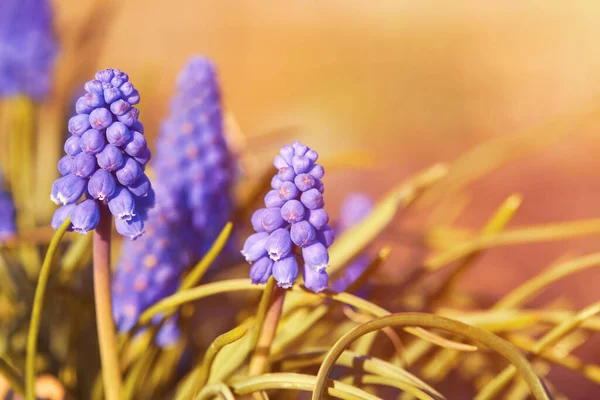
[49,0,600,300]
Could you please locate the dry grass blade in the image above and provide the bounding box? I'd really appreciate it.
[404,327,477,352]
[475,301,600,400]
[312,313,550,400]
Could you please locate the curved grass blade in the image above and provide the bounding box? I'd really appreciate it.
[312,313,551,400]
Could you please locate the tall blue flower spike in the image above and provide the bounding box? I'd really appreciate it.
[243,141,333,293]
[50,68,153,239]
[112,57,235,347]
[0,0,58,99]
[0,172,16,241]
[331,193,373,293]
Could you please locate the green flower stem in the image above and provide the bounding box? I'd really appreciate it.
[248,284,286,376]
[0,357,25,397]
[93,207,123,400]
[25,217,71,400]
[311,313,550,400]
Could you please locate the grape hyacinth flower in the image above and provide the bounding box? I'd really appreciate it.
[50,68,152,239]
[112,57,235,346]
[0,174,16,241]
[0,0,58,99]
[242,141,333,293]
[331,194,373,293]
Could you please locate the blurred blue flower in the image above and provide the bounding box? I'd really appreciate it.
[243,141,333,292]
[331,193,373,293]
[0,0,58,99]
[0,173,16,241]
[50,68,153,237]
[112,57,235,346]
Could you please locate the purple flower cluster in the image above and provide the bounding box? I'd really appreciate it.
[243,142,333,293]
[0,0,57,99]
[331,194,373,293]
[112,57,235,346]
[0,173,16,241]
[50,68,152,239]
[152,56,235,259]
[112,201,182,346]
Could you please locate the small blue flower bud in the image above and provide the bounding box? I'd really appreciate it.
[51,204,75,231]
[84,80,103,94]
[272,256,298,288]
[68,114,91,136]
[96,69,114,83]
[75,97,94,114]
[123,131,147,157]
[308,164,324,179]
[314,179,324,193]
[108,186,136,220]
[115,214,145,240]
[103,87,121,104]
[260,207,286,232]
[277,181,298,201]
[294,173,315,191]
[251,209,267,232]
[58,155,73,176]
[128,174,151,197]
[106,121,132,146]
[88,169,117,201]
[302,264,328,293]
[64,135,82,156]
[292,155,311,174]
[264,190,286,208]
[280,145,294,165]
[250,256,274,284]
[120,82,134,96]
[71,152,97,178]
[51,174,86,205]
[280,199,305,223]
[111,75,126,88]
[274,155,289,169]
[318,225,335,248]
[110,99,130,116]
[71,199,100,234]
[271,176,283,189]
[83,91,105,108]
[290,220,316,247]
[292,141,308,156]
[89,108,113,130]
[79,129,106,154]
[126,90,140,105]
[241,232,269,263]
[97,144,124,171]
[307,208,328,230]
[266,228,292,261]
[277,166,295,182]
[302,242,329,272]
[305,150,318,162]
[300,188,324,210]
[133,147,151,166]
[117,107,139,127]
